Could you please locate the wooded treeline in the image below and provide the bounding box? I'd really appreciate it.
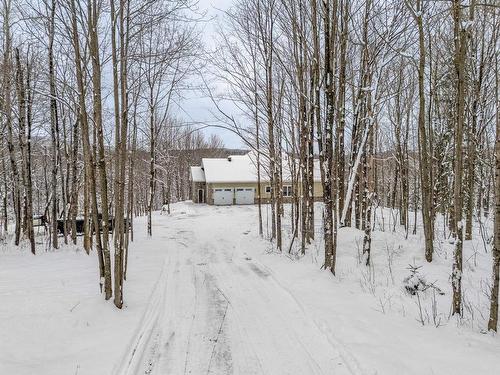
[1,0,500,329]
[213,0,500,330]
[0,0,222,308]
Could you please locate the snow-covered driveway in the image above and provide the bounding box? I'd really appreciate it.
[2,202,500,375]
[116,204,352,375]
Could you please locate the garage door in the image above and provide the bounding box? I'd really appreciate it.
[213,188,233,205]
[235,188,255,205]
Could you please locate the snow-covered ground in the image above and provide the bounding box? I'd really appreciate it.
[1,202,500,375]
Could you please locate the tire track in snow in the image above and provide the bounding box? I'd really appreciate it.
[162,241,234,375]
[209,264,268,375]
[211,257,349,375]
[182,266,199,375]
[251,258,368,375]
[115,208,364,375]
[112,253,172,375]
[243,262,334,375]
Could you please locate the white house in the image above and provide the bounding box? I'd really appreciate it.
[190,153,323,205]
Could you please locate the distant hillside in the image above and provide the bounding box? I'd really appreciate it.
[169,148,250,163]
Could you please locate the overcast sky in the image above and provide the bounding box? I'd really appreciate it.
[177,0,245,150]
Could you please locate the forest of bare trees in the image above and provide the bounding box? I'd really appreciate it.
[0,0,228,307]
[210,0,500,331]
[0,0,499,333]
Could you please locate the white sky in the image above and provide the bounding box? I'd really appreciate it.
[178,0,245,150]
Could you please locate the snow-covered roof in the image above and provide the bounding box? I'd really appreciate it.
[202,155,258,183]
[194,153,322,184]
[190,166,206,182]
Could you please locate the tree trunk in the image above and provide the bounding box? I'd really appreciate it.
[336,0,348,220]
[70,0,106,292]
[320,0,337,273]
[2,5,21,247]
[488,30,500,331]
[25,55,35,254]
[415,0,434,262]
[451,0,470,315]
[89,0,112,300]
[48,0,60,250]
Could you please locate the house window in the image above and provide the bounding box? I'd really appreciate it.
[265,186,272,193]
[283,185,292,197]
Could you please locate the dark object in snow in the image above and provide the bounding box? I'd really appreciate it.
[33,215,47,229]
[50,214,131,236]
[403,272,426,295]
[403,264,444,296]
